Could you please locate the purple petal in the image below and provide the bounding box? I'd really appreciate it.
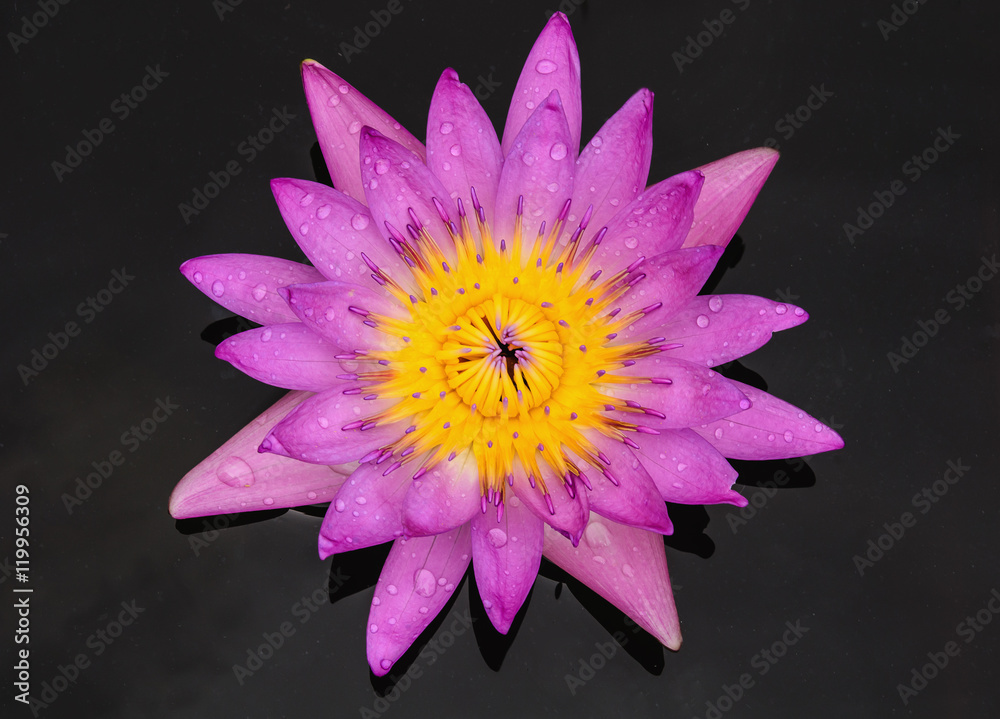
[168,391,349,518]
[318,461,411,558]
[495,90,575,252]
[605,245,724,345]
[588,171,703,275]
[180,254,324,325]
[367,526,472,676]
[631,428,746,506]
[542,516,681,649]
[693,380,845,460]
[359,128,459,260]
[271,178,414,288]
[426,69,504,233]
[607,357,750,429]
[682,148,779,250]
[471,495,544,633]
[215,322,344,391]
[650,294,808,368]
[571,88,654,233]
[261,384,403,465]
[402,453,481,536]
[301,59,424,202]
[582,436,674,534]
[501,12,581,156]
[512,467,589,546]
[279,280,403,353]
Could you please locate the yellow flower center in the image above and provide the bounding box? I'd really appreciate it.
[349,197,664,502]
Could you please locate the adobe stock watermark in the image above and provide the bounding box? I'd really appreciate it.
[213,0,243,21]
[886,254,997,372]
[877,0,930,41]
[360,609,475,718]
[177,106,297,224]
[61,398,180,514]
[51,64,168,182]
[672,0,751,74]
[694,619,809,719]
[340,0,406,64]
[545,0,587,19]
[8,0,72,54]
[896,587,999,706]
[852,458,969,576]
[762,84,833,152]
[17,599,145,714]
[842,125,959,244]
[17,268,136,386]
[564,616,645,694]
[232,569,350,685]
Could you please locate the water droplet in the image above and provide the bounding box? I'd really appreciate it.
[814,423,825,433]
[414,568,436,597]
[325,307,336,321]
[192,271,203,283]
[262,497,274,506]
[307,491,317,500]
[299,222,309,235]
[369,624,378,633]
[714,428,724,439]
[775,304,788,315]
[418,606,429,614]
[708,296,723,312]
[317,417,329,428]
[351,213,370,231]
[794,307,806,317]
[374,158,390,175]
[386,584,398,595]
[696,314,710,328]
[356,496,367,505]
[487,528,508,547]
[317,204,331,219]
[549,142,567,160]
[623,237,638,249]
[348,120,362,134]
[535,59,558,74]
[211,280,225,297]
[584,522,611,548]
[327,94,340,107]
[338,83,350,95]
[334,499,346,512]
[522,152,536,166]
[592,556,606,564]
[299,192,314,207]
[677,463,688,472]
[739,398,751,410]
[449,144,461,156]
[591,135,603,148]
[380,659,392,670]
[216,456,254,487]
[546,182,560,192]
[783,430,794,442]
[372,596,381,606]
[439,121,454,135]
[622,564,635,578]
[483,599,493,609]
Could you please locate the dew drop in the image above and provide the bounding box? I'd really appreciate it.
[783,430,794,442]
[299,192,314,207]
[386,584,398,595]
[307,491,317,500]
[622,564,635,578]
[739,398,751,410]
[591,135,603,148]
[418,606,429,614]
[351,213,370,231]
[338,83,350,95]
[584,522,612,548]
[299,222,309,236]
[317,204,331,219]
[487,528,508,547]
[623,236,638,250]
[372,596,381,605]
[482,599,493,609]
[355,496,367,505]
[211,280,225,297]
[677,463,688,472]
[714,428,724,439]
[522,152,536,166]
[327,94,340,107]
[549,142,567,160]
[414,568,436,597]
[814,423,825,433]
[775,304,788,315]
[380,659,392,670]
[546,182,560,192]
[262,497,274,506]
[535,59,558,74]
[374,158,390,175]
[334,499,346,512]
[325,307,336,321]
[794,307,806,316]
[439,121,454,135]
[348,120,362,134]
[317,417,329,428]
[708,296,723,312]
[260,327,272,342]
[192,271,203,283]
[449,144,461,156]
[696,314,710,328]
[216,456,255,487]
[369,624,378,633]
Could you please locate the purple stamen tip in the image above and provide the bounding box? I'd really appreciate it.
[343,388,362,395]
[456,197,466,217]
[360,252,379,272]
[590,269,602,282]
[580,204,594,229]
[544,493,555,515]
[384,221,406,242]
[363,394,378,401]
[593,227,609,245]
[651,377,673,384]
[407,207,421,228]
[517,195,524,216]
[442,261,451,273]
[606,333,618,340]
[470,186,481,210]
[635,426,661,435]
[405,425,416,434]
[360,420,377,431]
[625,256,646,273]
[342,420,364,430]
[604,470,620,487]
[382,461,402,476]
[623,436,640,449]
[336,373,358,380]
[432,196,450,222]
[570,412,578,420]
[412,466,428,480]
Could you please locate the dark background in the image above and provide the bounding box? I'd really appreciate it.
[4,0,998,717]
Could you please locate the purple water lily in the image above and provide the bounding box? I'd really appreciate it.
[170,13,843,676]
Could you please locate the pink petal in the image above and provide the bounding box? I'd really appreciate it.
[606,357,750,429]
[542,516,681,649]
[512,467,589,546]
[572,88,654,233]
[471,495,544,633]
[426,69,504,233]
[270,178,414,289]
[582,436,674,534]
[501,12,581,156]
[604,245,724,345]
[214,322,344,391]
[402,452,481,536]
[318,461,411,558]
[367,526,473,676]
[359,128,458,261]
[693,381,844,460]
[682,148,779,250]
[300,59,424,202]
[651,294,808,368]
[631,428,746,506]
[278,280,403,353]
[495,90,575,253]
[169,391,348,518]
[180,254,324,325]
[588,171,703,276]
[261,384,403,465]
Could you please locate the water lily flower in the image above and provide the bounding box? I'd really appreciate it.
[170,12,843,676]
